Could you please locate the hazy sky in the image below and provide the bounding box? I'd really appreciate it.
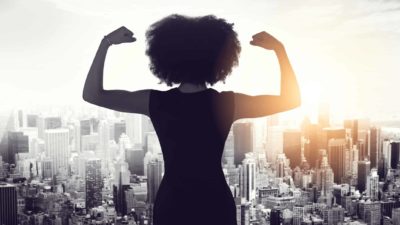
[1,0,399,122]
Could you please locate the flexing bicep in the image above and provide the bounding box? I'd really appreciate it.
[83,89,151,116]
[233,92,298,121]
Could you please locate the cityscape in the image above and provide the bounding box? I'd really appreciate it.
[2,0,400,224]
[1,102,400,225]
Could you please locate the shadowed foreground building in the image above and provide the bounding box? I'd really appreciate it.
[0,183,17,225]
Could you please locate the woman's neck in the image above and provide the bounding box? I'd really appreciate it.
[178,83,207,93]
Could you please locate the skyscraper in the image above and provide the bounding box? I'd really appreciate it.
[0,183,17,225]
[316,154,334,196]
[147,157,164,204]
[85,158,102,209]
[358,160,371,193]
[283,129,301,169]
[366,168,379,201]
[391,142,400,169]
[240,153,256,202]
[44,128,70,176]
[5,131,29,164]
[328,138,346,184]
[369,127,380,168]
[233,122,253,166]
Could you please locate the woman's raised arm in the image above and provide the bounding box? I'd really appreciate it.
[233,31,301,121]
[82,26,151,116]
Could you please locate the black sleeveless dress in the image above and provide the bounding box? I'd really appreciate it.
[149,87,237,225]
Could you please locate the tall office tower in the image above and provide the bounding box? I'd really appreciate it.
[27,114,38,127]
[126,147,145,175]
[382,139,392,172]
[240,153,256,202]
[276,154,286,178]
[233,122,254,166]
[318,101,330,128]
[44,129,70,176]
[17,109,25,128]
[0,183,18,225]
[147,157,164,204]
[85,158,102,209]
[283,129,301,169]
[391,142,400,169]
[316,155,334,196]
[222,131,234,165]
[393,208,400,225]
[5,131,29,164]
[366,168,379,201]
[266,125,283,163]
[118,133,132,162]
[344,119,358,143]
[141,115,155,150]
[358,130,369,159]
[328,138,346,184]
[369,127,380,168]
[357,160,371,193]
[98,120,110,173]
[349,145,359,178]
[113,121,126,143]
[303,124,319,168]
[124,113,142,147]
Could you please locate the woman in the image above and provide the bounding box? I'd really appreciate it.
[83,14,300,225]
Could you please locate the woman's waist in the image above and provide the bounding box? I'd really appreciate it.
[162,171,227,185]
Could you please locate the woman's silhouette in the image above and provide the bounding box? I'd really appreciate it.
[83,14,300,225]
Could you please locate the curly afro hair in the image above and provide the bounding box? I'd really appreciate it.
[145,14,241,86]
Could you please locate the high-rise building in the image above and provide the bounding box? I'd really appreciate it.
[126,147,145,175]
[293,205,304,225]
[240,153,256,202]
[5,131,29,164]
[391,142,400,169]
[357,160,371,193]
[316,154,334,196]
[85,158,102,209]
[44,129,70,175]
[366,168,379,201]
[124,113,142,146]
[283,129,301,169]
[369,127,380,168]
[328,138,346,184]
[222,131,234,165]
[0,183,17,225]
[276,154,286,178]
[147,157,164,204]
[233,122,253,166]
[344,119,358,144]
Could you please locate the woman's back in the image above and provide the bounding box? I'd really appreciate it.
[149,87,237,225]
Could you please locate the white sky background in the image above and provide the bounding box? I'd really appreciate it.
[1,0,400,122]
